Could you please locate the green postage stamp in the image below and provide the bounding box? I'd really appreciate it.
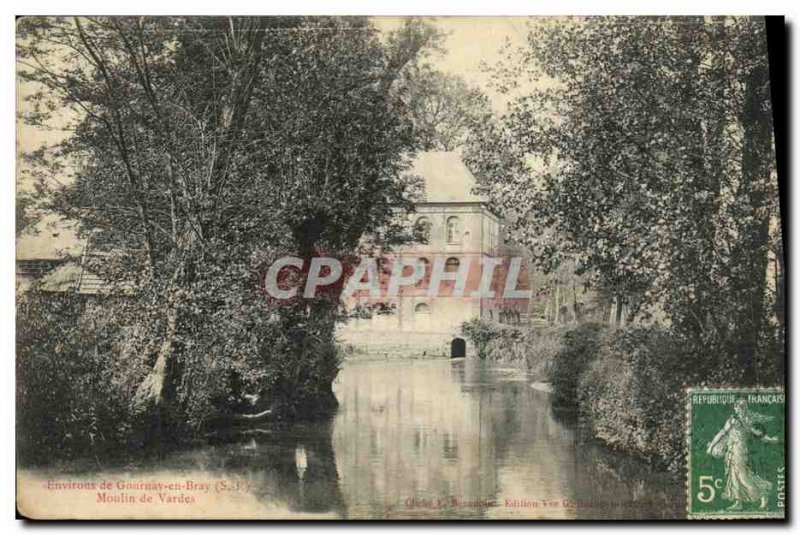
[687,387,786,519]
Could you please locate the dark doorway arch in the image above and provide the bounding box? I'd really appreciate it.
[450,337,466,358]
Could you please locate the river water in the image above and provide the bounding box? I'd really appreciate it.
[20,357,686,520]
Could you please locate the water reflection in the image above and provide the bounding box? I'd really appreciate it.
[22,357,683,519]
[330,358,684,519]
[165,419,347,517]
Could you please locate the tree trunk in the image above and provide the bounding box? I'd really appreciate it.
[553,284,561,324]
[734,54,773,383]
[132,303,180,413]
[775,241,785,342]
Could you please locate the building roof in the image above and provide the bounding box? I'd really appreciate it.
[17,256,111,295]
[412,151,485,204]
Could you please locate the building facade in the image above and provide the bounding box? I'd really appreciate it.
[337,151,512,358]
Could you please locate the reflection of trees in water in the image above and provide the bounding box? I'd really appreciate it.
[549,405,579,427]
[70,359,684,520]
[473,379,522,464]
[568,424,685,520]
[150,359,685,520]
[192,420,347,517]
[458,359,684,520]
[455,360,554,501]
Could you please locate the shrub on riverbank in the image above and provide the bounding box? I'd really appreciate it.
[493,325,566,379]
[16,292,136,464]
[460,318,502,360]
[16,290,343,464]
[578,327,703,473]
[460,319,566,378]
[547,322,605,406]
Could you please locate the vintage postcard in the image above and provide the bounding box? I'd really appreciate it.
[15,15,785,520]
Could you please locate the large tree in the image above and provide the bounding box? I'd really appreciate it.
[466,17,782,382]
[18,16,441,430]
[398,64,491,151]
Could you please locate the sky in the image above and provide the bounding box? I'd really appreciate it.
[373,16,535,113]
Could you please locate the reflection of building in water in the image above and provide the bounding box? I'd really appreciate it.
[331,359,583,519]
[332,360,497,519]
[338,152,528,358]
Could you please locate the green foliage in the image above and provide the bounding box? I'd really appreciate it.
[611,328,699,472]
[16,193,38,237]
[17,16,444,436]
[519,327,567,378]
[481,324,566,379]
[398,64,491,151]
[460,318,499,359]
[576,324,785,474]
[546,322,605,406]
[484,327,519,359]
[466,17,783,381]
[16,292,136,464]
[463,17,783,476]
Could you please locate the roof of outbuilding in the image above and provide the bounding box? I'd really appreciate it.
[17,257,112,295]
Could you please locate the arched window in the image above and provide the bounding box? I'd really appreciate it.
[445,257,460,273]
[446,216,460,243]
[415,258,430,287]
[414,302,430,314]
[415,216,431,242]
[377,257,390,275]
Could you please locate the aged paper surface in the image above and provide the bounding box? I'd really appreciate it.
[16,16,785,520]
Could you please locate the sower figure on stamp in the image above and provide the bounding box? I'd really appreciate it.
[706,398,780,511]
